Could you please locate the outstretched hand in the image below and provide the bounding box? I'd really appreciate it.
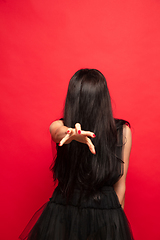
[59,123,96,155]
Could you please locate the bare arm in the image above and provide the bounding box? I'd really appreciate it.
[113,125,132,209]
[50,120,70,143]
[49,120,96,154]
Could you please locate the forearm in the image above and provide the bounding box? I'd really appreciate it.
[119,194,125,209]
[50,121,96,154]
[51,125,68,143]
[114,184,126,209]
[50,120,71,144]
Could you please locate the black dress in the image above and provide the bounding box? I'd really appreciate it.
[19,125,134,240]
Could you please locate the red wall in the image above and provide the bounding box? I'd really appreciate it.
[0,1,160,239]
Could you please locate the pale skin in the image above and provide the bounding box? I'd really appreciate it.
[50,120,132,209]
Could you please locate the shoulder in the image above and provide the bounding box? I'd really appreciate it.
[114,118,130,129]
[122,124,132,162]
[123,124,132,146]
[115,118,131,146]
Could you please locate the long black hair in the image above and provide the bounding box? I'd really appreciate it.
[51,69,130,199]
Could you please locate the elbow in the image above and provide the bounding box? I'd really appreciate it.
[121,184,126,199]
[122,184,126,196]
[114,184,126,206]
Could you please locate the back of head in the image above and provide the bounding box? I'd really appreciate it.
[53,69,123,199]
[64,69,114,134]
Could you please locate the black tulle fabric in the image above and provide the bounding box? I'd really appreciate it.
[19,124,134,240]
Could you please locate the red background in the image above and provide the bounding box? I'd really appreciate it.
[0,0,160,239]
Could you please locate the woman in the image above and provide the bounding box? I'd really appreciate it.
[20,69,133,240]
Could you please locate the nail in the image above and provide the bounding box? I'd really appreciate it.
[92,134,96,138]
[67,129,70,133]
[58,142,61,146]
[78,130,81,134]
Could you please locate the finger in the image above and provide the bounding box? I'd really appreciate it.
[59,134,70,146]
[75,123,82,134]
[86,137,96,155]
[59,129,72,146]
[81,130,96,138]
[66,128,72,134]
